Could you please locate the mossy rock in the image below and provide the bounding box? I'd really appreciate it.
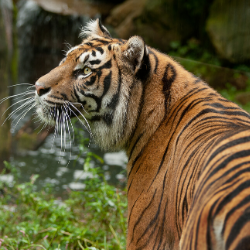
[207,0,250,63]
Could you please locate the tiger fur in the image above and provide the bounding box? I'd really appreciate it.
[34,19,250,250]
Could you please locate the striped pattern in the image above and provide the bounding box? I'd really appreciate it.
[34,19,250,250]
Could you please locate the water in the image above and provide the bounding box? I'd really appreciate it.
[9,131,128,195]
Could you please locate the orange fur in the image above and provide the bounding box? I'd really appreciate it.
[35,19,250,250]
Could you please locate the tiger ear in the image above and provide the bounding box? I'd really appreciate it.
[80,19,112,39]
[122,36,146,73]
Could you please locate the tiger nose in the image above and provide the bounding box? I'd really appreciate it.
[35,82,51,97]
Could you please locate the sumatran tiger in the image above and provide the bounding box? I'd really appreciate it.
[29,19,250,249]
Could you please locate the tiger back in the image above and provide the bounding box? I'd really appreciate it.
[34,19,250,250]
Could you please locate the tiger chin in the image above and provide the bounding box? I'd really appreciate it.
[35,19,250,250]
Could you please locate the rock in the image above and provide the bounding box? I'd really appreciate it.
[207,0,250,63]
[106,0,146,39]
[106,0,209,52]
[32,0,117,17]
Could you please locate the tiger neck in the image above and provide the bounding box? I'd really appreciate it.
[126,48,196,175]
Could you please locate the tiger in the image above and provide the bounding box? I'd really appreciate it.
[34,19,250,249]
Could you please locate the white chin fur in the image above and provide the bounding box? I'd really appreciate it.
[36,107,55,126]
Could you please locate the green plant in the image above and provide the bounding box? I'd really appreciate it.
[0,153,127,249]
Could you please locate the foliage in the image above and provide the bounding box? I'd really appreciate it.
[169,39,221,66]
[0,158,127,249]
[218,82,250,113]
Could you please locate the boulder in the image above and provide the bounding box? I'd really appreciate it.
[207,0,250,63]
[32,0,117,17]
[106,0,146,39]
[106,0,210,52]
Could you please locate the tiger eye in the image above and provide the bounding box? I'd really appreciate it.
[84,67,91,75]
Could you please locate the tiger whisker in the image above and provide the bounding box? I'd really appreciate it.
[37,121,48,135]
[63,103,75,144]
[12,103,37,131]
[66,103,92,136]
[0,91,35,104]
[8,83,34,88]
[71,102,89,115]
[67,102,92,137]
[2,96,34,117]
[2,98,35,125]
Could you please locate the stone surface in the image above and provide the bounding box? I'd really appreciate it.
[106,0,146,39]
[106,0,200,52]
[32,0,116,17]
[207,0,250,63]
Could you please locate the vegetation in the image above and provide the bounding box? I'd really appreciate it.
[0,129,127,250]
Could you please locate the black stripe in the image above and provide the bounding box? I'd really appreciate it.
[213,177,250,220]
[102,71,112,97]
[98,19,112,38]
[89,59,101,65]
[128,187,144,223]
[128,149,144,180]
[91,50,96,57]
[74,87,81,103]
[206,102,240,110]
[129,133,143,159]
[129,188,157,244]
[107,69,121,110]
[91,38,110,45]
[83,54,89,64]
[205,137,250,178]
[85,75,96,86]
[135,47,151,83]
[148,49,158,74]
[60,93,67,100]
[222,194,250,235]
[196,150,250,202]
[99,59,112,70]
[137,168,169,244]
[49,95,63,100]
[96,47,104,54]
[162,64,177,113]
[226,205,250,249]
[85,42,93,47]
[103,113,113,126]
[234,236,250,250]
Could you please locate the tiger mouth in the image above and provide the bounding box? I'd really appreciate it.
[35,99,92,134]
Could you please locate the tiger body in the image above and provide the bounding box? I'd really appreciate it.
[34,19,250,249]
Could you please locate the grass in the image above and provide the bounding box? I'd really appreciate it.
[218,82,250,113]
[0,146,127,249]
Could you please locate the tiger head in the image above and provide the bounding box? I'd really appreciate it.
[35,19,150,150]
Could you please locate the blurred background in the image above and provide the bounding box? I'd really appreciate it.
[0,0,250,194]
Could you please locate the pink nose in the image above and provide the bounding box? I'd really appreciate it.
[35,82,51,96]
